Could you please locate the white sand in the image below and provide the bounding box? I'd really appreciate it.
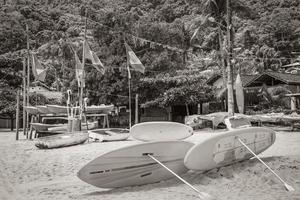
[0,128,299,200]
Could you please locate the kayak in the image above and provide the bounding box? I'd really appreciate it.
[35,131,89,149]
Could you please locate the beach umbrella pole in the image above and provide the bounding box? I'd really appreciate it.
[146,154,213,199]
[237,138,295,191]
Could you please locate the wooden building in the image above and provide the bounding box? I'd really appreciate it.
[207,71,300,112]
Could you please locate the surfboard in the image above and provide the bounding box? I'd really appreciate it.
[77,141,194,188]
[130,121,193,142]
[235,74,244,114]
[184,127,276,171]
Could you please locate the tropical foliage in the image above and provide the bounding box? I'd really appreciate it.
[0,0,299,116]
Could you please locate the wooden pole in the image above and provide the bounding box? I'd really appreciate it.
[147,154,212,199]
[16,90,20,140]
[135,94,138,124]
[26,23,30,138]
[197,103,201,114]
[185,103,190,116]
[226,0,234,116]
[22,58,26,135]
[238,138,295,191]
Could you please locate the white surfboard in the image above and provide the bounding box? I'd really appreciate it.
[184,127,276,171]
[77,141,194,188]
[130,121,193,142]
[235,74,244,114]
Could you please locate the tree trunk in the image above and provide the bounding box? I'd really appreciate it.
[227,0,235,116]
[10,114,14,131]
[218,26,227,86]
[185,103,189,116]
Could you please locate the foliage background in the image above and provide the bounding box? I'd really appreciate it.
[0,0,299,117]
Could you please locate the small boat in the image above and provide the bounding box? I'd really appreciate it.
[35,131,89,149]
[85,104,114,114]
[31,122,65,131]
[48,121,98,132]
[36,105,52,114]
[24,106,40,115]
[224,116,252,130]
[46,105,68,114]
[88,128,129,142]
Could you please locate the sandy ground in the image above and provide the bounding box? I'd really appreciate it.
[0,128,300,200]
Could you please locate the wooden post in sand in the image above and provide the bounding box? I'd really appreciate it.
[22,58,27,136]
[135,94,139,124]
[26,23,30,139]
[16,90,20,140]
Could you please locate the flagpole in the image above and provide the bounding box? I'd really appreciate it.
[26,23,30,139]
[127,64,132,129]
[79,7,88,131]
[124,41,144,128]
[22,58,26,136]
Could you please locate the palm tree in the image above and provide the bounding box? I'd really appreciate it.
[198,0,253,115]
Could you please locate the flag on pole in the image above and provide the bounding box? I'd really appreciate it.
[74,51,85,87]
[190,27,199,42]
[125,42,145,74]
[31,53,47,82]
[83,41,105,74]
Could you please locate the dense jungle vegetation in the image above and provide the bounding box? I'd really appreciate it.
[0,0,299,117]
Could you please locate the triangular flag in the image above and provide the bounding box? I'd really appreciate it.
[32,53,47,82]
[83,41,94,62]
[125,42,145,74]
[74,51,85,87]
[190,27,199,42]
[91,52,105,74]
[83,41,105,75]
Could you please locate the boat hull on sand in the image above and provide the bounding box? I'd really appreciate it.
[88,128,129,142]
[35,131,89,149]
[130,121,193,142]
[184,127,276,171]
[77,141,193,188]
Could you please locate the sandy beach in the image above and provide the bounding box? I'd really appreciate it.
[0,128,300,200]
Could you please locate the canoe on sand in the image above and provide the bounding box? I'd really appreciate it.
[35,131,89,149]
[88,128,129,142]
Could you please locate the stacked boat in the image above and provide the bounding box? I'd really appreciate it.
[25,104,114,116]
